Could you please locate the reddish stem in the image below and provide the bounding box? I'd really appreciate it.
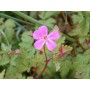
[36,61,48,79]
[36,46,49,79]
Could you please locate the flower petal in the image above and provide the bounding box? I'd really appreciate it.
[46,39,57,51]
[33,26,48,40]
[34,39,45,50]
[48,30,60,40]
[33,29,42,40]
[39,26,48,36]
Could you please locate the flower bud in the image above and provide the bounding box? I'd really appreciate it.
[59,46,68,57]
[39,50,43,55]
[15,49,20,54]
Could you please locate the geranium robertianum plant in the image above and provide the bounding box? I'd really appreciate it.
[1,23,72,79]
[31,25,71,78]
[2,11,90,79]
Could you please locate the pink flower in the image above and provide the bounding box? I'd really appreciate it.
[33,26,60,51]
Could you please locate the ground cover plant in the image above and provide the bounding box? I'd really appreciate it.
[0,11,90,79]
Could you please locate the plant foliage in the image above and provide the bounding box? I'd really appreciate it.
[0,11,90,79]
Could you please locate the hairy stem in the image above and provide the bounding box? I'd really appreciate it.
[44,46,47,60]
[36,61,48,79]
[36,46,49,79]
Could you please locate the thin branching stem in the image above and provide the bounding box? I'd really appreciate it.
[44,45,47,60]
[36,46,49,79]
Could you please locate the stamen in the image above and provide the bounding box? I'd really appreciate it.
[43,36,47,40]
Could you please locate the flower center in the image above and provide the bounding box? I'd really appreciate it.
[43,36,47,40]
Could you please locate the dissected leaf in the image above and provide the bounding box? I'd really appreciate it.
[4,19,16,28]
[60,60,72,78]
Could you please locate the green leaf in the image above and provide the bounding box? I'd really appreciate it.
[0,18,4,24]
[10,55,19,66]
[72,12,84,24]
[60,60,72,78]
[39,18,56,28]
[53,34,66,53]
[74,65,90,79]
[54,61,60,72]
[0,69,5,79]
[1,43,11,52]
[4,19,16,28]
[4,28,15,43]
[5,65,23,79]
[0,53,10,66]
[39,11,60,19]
[0,60,9,66]
[70,12,90,44]
[53,25,59,30]
[5,57,30,78]
[5,31,35,78]
[69,29,80,36]
[72,49,90,78]
[62,45,73,51]
[19,31,34,51]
